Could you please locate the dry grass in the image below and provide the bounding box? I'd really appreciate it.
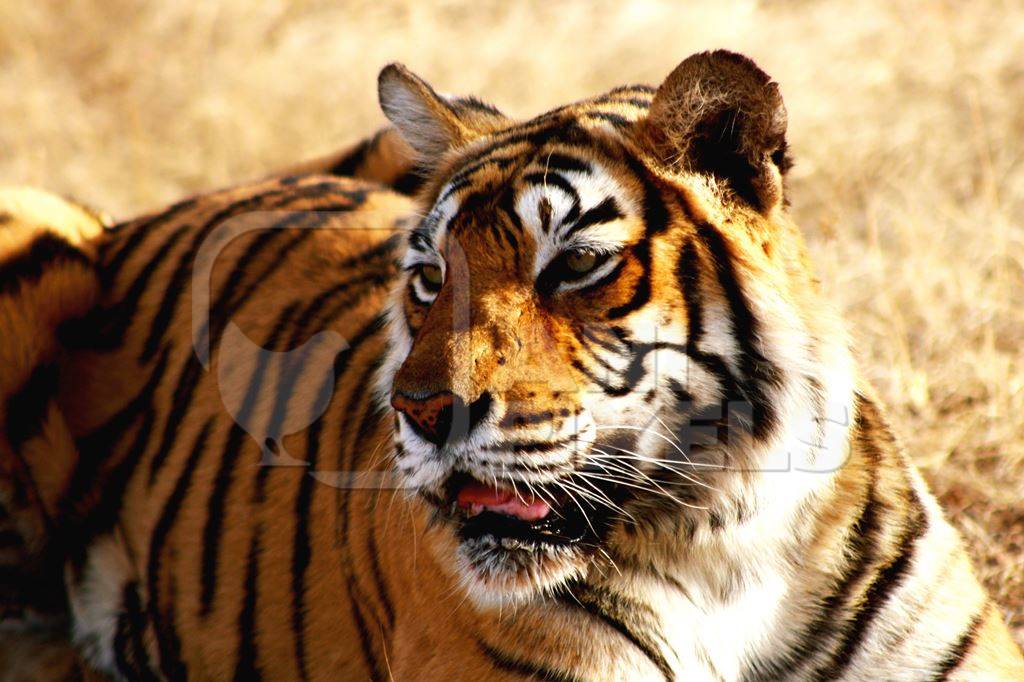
[1,0,1021,642]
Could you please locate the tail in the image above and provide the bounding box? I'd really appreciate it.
[0,187,107,623]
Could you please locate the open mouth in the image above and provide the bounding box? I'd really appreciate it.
[433,472,599,548]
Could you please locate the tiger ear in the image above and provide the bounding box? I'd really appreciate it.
[640,50,790,213]
[378,63,505,165]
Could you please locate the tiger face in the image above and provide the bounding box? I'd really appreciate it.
[377,53,834,604]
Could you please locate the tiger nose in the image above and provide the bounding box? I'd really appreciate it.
[391,391,492,447]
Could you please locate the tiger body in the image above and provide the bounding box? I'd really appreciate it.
[1,51,1022,680]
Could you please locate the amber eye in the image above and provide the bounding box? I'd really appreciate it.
[565,249,598,274]
[415,264,444,295]
[536,248,614,295]
[421,264,443,285]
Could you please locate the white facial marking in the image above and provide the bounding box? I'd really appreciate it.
[514,159,635,280]
[66,533,136,676]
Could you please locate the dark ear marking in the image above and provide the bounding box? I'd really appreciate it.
[641,50,790,212]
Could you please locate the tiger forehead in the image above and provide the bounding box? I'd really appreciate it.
[414,86,656,224]
[413,148,637,248]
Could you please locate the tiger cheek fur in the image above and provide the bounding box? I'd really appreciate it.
[1,52,1020,680]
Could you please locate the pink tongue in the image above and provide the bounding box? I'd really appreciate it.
[456,480,551,521]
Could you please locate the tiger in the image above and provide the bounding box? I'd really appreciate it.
[1,50,1022,680]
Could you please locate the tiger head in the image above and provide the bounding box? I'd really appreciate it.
[377,51,853,605]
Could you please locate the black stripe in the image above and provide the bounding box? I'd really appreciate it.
[577,334,623,375]
[61,226,189,351]
[556,583,674,680]
[581,324,631,356]
[327,133,377,177]
[488,220,510,248]
[500,222,520,251]
[604,157,668,320]
[497,190,525,263]
[260,268,395,475]
[583,111,633,129]
[407,229,434,253]
[233,528,263,681]
[290,414,321,682]
[391,170,424,195]
[627,155,671,237]
[364,503,395,632]
[522,171,581,203]
[606,84,657,96]
[61,347,172,569]
[564,197,623,236]
[933,603,987,679]
[146,419,214,680]
[447,155,518,191]
[348,579,384,682]
[137,182,354,364]
[0,234,91,297]
[145,216,352,485]
[436,176,471,206]
[308,271,396,330]
[199,304,300,615]
[145,351,205,485]
[335,356,387,551]
[677,238,742,392]
[677,239,705,339]
[99,196,198,286]
[146,211,343,484]
[605,241,652,320]
[290,314,386,679]
[693,222,783,439]
[595,96,654,109]
[571,337,684,398]
[814,489,930,680]
[113,582,160,681]
[543,153,591,175]
[451,94,504,117]
[484,438,575,454]
[253,274,388,502]
[169,208,334,365]
[183,225,302,362]
[5,363,58,452]
[476,638,583,682]
[742,407,883,680]
[538,197,554,233]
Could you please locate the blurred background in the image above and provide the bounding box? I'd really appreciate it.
[1,0,1021,641]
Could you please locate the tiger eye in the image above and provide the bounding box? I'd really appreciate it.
[420,264,443,286]
[565,250,598,274]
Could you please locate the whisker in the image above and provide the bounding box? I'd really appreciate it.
[590,424,727,470]
[551,480,601,538]
[559,477,627,518]
[573,470,709,511]
[587,446,711,505]
[587,451,715,491]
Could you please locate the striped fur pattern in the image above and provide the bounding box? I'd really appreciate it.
[0,188,109,681]
[1,51,1021,680]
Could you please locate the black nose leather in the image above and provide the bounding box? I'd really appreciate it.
[391,391,492,447]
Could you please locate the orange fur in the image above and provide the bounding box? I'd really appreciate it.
[1,52,1021,680]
